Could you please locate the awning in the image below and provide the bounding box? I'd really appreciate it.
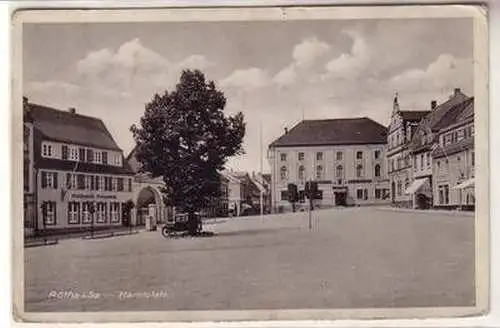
[453,178,474,190]
[405,178,429,195]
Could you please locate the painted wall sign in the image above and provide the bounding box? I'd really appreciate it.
[71,193,118,200]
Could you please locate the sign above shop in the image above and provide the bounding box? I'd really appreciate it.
[71,193,118,200]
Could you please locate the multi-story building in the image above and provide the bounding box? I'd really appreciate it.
[431,97,475,210]
[23,97,36,236]
[268,118,390,213]
[26,100,136,233]
[406,88,471,209]
[223,171,261,216]
[386,94,430,207]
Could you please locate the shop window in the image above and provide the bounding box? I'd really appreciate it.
[42,201,56,226]
[357,189,363,200]
[68,202,80,224]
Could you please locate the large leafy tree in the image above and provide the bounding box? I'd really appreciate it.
[130,69,246,234]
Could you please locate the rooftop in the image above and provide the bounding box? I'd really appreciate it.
[28,102,121,151]
[399,110,431,122]
[269,117,388,148]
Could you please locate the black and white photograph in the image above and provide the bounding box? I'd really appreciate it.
[12,4,489,322]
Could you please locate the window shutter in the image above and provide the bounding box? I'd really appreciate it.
[41,172,47,188]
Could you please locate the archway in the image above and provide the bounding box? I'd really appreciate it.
[134,185,163,227]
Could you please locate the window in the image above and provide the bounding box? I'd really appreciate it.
[41,171,58,189]
[374,164,381,177]
[397,181,402,196]
[117,178,124,192]
[375,189,382,199]
[405,178,410,190]
[316,152,323,161]
[102,151,108,165]
[281,191,288,201]
[280,166,287,181]
[280,153,287,162]
[96,202,107,223]
[374,150,381,159]
[77,174,85,190]
[104,177,113,191]
[316,165,323,180]
[85,175,92,190]
[68,202,80,224]
[357,189,364,200]
[316,190,324,200]
[458,129,465,141]
[364,189,368,200]
[471,151,475,166]
[66,173,77,189]
[94,176,101,191]
[61,145,69,160]
[356,164,364,178]
[445,134,452,146]
[79,148,86,162]
[81,202,91,224]
[420,154,424,170]
[298,152,304,161]
[87,149,94,163]
[298,165,305,181]
[336,151,343,161]
[335,165,343,178]
[70,147,78,161]
[128,178,132,192]
[41,201,56,225]
[42,143,53,157]
[356,151,363,159]
[110,202,121,223]
[457,156,461,162]
[111,177,117,191]
[95,151,102,164]
[427,153,431,168]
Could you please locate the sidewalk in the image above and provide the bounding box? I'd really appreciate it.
[374,206,475,217]
[25,225,144,243]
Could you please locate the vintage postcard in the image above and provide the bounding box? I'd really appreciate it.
[11,4,489,323]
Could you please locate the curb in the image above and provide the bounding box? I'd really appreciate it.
[374,207,474,217]
[24,239,59,248]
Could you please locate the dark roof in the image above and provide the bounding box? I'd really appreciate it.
[423,90,470,132]
[262,174,271,184]
[29,103,121,151]
[37,158,135,175]
[399,110,431,122]
[432,137,474,159]
[432,97,474,131]
[269,117,387,148]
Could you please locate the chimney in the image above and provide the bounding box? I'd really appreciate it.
[431,100,437,110]
[68,107,76,114]
[284,127,288,134]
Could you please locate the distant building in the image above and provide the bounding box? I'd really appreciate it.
[25,100,135,234]
[23,97,36,236]
[386,94,430,207]
[431,97,475,210]
[406,88,472,209]
[268,117,390,213]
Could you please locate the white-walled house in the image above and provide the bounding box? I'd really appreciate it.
[268,118,391,213]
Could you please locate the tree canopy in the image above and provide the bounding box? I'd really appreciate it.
[130,69,246,214]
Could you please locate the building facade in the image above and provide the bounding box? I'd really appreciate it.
[386,94,430,207]
[23,97,36,236]
[431,98,475,210]
[268,118,391,213]
[26,100,136,233]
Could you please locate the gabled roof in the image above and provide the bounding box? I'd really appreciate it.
[269,117,387,148]
[432,97,474,132]
[422,89,470,132]
[29,103,121,151]
[399,110,431,122]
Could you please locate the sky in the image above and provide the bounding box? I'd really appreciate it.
[23,18,473,174]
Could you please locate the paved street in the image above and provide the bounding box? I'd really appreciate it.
[24,207,475,312]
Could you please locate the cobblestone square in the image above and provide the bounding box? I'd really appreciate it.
[24,207,475,312]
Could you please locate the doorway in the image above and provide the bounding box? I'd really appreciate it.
[334,192,347,206]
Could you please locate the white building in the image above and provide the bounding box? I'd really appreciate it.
[268,118,391,213]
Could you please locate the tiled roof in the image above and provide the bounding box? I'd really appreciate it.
[269,117,387,148]
[422,90,470,132]
[432,137,474,158]
[432,97,474,131]
[29,103,121,151]
[399,110,431,122]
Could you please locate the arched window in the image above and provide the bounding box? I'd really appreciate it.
[298,165,305,181]
[280,166,287,181]
[405,178,410,190]
[356,164,363,178]
[316,165,323,180]
[397,180,402,196]
[335,165,343,178]
[374,164,381,177]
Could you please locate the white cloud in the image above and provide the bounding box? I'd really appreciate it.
[293,37,331,67]
[389,54,473,93]
[176,54,214,71]
[273,64,297,87]
[220,67,272,91]
[324,30,370,80]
